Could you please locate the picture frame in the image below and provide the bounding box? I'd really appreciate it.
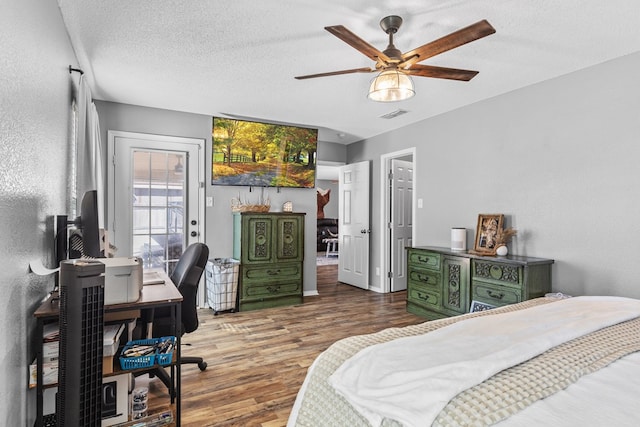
[470,300,496,312]
[473,214,504,254]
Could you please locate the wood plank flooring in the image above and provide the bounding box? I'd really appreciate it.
[142,265,426,426]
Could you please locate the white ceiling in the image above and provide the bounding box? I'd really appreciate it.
[57,0,640,144]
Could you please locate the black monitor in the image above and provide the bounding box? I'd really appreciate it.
[55,190,103,264]
[78,189,101,258]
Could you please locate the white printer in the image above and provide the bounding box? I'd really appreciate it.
[98,257,143,305]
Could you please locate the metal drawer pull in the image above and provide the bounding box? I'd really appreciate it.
[266,285,281,293]
[417,273,430,283]
[417,256,430,263]
[486,290,504,300]
[416,292,431,302]
[267,269,281,276]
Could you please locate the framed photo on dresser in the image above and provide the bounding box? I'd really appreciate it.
[473,214,504,254]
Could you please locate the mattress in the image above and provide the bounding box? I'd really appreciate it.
[287,296,640,426]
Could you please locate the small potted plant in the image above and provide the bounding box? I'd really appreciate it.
[495,227,517,256]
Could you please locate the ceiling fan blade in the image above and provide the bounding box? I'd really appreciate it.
[404,64,479,81]
[400,20,495,68]
[295,67,375,80]
[325,25,392,64]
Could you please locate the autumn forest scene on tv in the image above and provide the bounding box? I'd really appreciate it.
[212,117,318,188]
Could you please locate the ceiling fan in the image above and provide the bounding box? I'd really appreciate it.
[295,16,496,101]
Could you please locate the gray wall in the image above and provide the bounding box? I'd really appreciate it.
[95,101,348,295]
[348,52,640,298]
[0,1,79,425]
[317,141,347,163]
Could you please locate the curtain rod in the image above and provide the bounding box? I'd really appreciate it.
[68,65,84,75]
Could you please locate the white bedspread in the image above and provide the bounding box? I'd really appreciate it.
[328,296,640,427]
[497,352,640,426]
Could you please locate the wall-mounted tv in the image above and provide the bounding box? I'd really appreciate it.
[212,116,318,188]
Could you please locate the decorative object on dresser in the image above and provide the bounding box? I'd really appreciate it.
[495,227,517,256]
[450,227,467,251]
[233,212,305,311]
[472,213,504,255]
[230,189,270,213]
[406,246,553,320]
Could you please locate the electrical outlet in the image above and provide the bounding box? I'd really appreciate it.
[375,267,380,276]
[417,198,423,209]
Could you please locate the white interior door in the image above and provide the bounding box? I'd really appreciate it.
[108,131,206,304]
[338,161,370,289]
[390,159,413,292]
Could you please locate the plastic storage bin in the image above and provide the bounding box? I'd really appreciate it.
[119,336,175,370]
[206,258,240,315]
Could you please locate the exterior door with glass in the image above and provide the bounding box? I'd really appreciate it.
[108,131,205,300]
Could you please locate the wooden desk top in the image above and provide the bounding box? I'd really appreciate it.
[34,269,182,318]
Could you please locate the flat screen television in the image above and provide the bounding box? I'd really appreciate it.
[212,116,318,188]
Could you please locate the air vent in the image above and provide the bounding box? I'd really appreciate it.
[379,109,408,119]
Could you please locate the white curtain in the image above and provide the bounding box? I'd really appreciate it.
[75,75,105,228]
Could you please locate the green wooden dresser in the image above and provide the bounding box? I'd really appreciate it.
[406,246,554,320]
[233,212,305,311]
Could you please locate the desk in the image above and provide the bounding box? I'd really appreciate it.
[33,270,183,426]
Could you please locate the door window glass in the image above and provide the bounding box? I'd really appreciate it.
[132,150,186,275]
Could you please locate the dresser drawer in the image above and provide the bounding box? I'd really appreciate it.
[242,280,302,300]
[408,250,441,270]
[407,284,441,310]
[472,260,522,287]
[408,267,440,289]
[241,263,302,284]
[472,281,521,306]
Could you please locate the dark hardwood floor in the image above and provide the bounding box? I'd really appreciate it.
[143,265,425,426]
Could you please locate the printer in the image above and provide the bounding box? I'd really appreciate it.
[98,257,143,305]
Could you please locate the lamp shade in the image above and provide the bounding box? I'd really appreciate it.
[368,69,415,102]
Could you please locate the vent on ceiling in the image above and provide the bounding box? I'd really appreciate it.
[379,109,408,119]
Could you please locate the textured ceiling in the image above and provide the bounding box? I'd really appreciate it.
[57,0,640,144]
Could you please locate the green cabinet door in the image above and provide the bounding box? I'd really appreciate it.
[243,215,274,263]
[442,256,469,314]
[275,215,304,262]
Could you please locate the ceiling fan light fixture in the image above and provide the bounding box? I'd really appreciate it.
[368,69,415,102]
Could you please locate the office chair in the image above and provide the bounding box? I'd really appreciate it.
[144,242,210,395]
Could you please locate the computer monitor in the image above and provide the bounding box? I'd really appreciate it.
[79,190,101,258]
[54,190,103,264]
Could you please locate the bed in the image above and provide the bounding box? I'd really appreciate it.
[287,295,640,426]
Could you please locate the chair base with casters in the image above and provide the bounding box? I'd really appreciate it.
[146,355,207,398]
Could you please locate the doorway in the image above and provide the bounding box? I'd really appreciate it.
[380,148,416,292]
[107,131,206,304]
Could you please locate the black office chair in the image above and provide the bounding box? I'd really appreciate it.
[144,242,210,394]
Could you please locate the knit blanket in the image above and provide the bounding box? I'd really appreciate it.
[288,297,640,427]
